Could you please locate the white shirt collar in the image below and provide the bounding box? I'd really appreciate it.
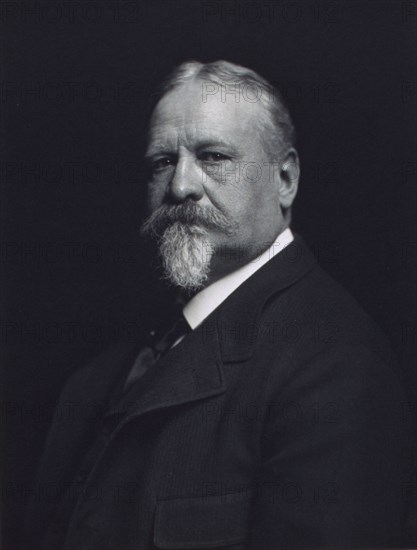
[183,228,294,330]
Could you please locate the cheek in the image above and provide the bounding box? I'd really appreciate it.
[204,183,239,215]
[204,164,249,200]
[146,178,168,208]
[225,186,266,227]
[207,188,249,229]
[201,158,241,189]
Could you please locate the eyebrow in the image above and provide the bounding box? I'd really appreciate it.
[194,138,237,152]
[144,139,171,160]
[144,148,174,161]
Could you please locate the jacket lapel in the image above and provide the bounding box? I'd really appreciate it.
[103,314,225,425]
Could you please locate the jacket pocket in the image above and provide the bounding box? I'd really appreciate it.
[153,491,254,549]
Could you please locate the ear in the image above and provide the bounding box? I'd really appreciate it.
[278,148,300,209]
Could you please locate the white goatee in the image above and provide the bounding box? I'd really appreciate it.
[158,222,214,291]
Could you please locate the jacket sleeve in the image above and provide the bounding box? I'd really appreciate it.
[249,345,410,548]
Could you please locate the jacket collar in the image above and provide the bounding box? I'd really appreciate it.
[215,234,316,362]
[103,235,316,424]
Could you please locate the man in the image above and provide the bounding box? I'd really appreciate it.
[25,60,410,549]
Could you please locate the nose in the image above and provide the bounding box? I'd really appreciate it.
[168,155,204,203]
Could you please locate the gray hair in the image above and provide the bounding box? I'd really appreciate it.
[149,60,296,159]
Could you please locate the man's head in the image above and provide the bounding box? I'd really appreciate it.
[141,60,300,293]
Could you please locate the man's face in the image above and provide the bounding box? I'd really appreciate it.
[141,79,297,291]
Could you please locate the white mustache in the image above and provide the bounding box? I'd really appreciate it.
[140,201,237,240]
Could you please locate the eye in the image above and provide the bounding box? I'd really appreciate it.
[150,157,176,173]
[199,151,230,163]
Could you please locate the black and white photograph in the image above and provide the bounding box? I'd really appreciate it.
[1,1,416,549]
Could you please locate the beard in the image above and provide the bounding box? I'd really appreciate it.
[157,222,212,291]
[140,201,237,292]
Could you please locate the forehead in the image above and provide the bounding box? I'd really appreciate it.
[147,80,264,150]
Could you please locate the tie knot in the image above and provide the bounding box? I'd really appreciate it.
[152,312,191,357]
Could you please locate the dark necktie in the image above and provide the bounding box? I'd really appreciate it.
[151,312,191,357]
[123,311,191,391]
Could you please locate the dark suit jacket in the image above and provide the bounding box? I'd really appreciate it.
[24,236,410,549]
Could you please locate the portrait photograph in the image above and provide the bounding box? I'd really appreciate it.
[1,1,416,549]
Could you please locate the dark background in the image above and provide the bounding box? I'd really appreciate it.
[1,1,416,548]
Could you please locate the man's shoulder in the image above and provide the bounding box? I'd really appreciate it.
[293,260,388,340]
[224,233,391,355]
[249,255,403,399]
[248,258,406,421]
[261,257,392,356]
